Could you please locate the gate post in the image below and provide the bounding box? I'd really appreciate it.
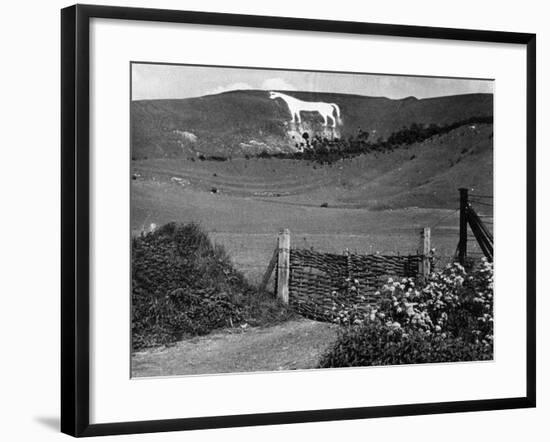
[458,187,469,265]
[420,227,431,278]
[277,229,290,304]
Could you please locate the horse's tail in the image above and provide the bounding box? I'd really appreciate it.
[331,103,342,124]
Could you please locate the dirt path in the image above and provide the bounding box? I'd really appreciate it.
[132,319,339,377]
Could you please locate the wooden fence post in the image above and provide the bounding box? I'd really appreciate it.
[420,227,431,278]
[344,248,352,294]
[258,247,278,293]
[458,187,469,265]
[277,229,290,304]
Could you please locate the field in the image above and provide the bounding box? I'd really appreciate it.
[131,124,492,284]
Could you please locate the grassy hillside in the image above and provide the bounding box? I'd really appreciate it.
[131,90,493,283]
[131,122,492,281]
[132,123,492,211]
[131,90,493,159]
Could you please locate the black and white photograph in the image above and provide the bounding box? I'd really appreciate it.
[0,0,544,439]
[130,63,494,377]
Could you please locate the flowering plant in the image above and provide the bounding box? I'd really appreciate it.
[320,259,493,367]
[375,259,493,346]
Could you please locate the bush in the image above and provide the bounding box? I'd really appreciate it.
[132,222,293,350]
[319,260,493,367]
[262,116,493,164]
[319,323,492,367]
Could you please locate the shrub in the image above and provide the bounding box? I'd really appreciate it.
[374,260,493,343]
[132,222,293,350]
[319,323,491,367]
[256,116,493,164]
[319,260,493,367]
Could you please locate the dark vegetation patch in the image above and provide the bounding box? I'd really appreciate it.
[319,324,491,367]
[132,222,294,350]
[269,116,493,164]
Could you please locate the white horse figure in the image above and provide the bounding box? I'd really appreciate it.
[269,91,341,127]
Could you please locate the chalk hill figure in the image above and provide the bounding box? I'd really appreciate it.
[269,91,342,127]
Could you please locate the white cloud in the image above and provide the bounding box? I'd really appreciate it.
[204,82,253,96]
[261,78,296,91]
[202,77,297,97]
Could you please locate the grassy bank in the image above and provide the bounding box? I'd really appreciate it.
[132,222,295,350]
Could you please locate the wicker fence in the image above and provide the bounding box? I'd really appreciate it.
[260,228,431,322]
[288,248,422,321]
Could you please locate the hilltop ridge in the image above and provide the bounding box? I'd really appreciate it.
[131,90,493,159]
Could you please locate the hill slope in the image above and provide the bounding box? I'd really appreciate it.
[131,90,493,159]
[132,123,493,211]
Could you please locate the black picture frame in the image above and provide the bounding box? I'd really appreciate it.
[61,4,536,437]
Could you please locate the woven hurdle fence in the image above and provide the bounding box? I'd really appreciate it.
[289,249,422,321]
[260,228,431,322]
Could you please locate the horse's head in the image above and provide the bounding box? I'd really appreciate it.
[269,91,281,100]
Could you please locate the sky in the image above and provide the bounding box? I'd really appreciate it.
[131,63,494,101]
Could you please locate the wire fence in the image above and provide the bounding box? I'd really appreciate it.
[461,191,493,264]
[210,229,457,289]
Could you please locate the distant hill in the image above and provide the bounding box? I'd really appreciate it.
[131,90,493,159]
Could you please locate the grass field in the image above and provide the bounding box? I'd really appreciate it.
[131,124,492,284]
[131,169,466,284]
